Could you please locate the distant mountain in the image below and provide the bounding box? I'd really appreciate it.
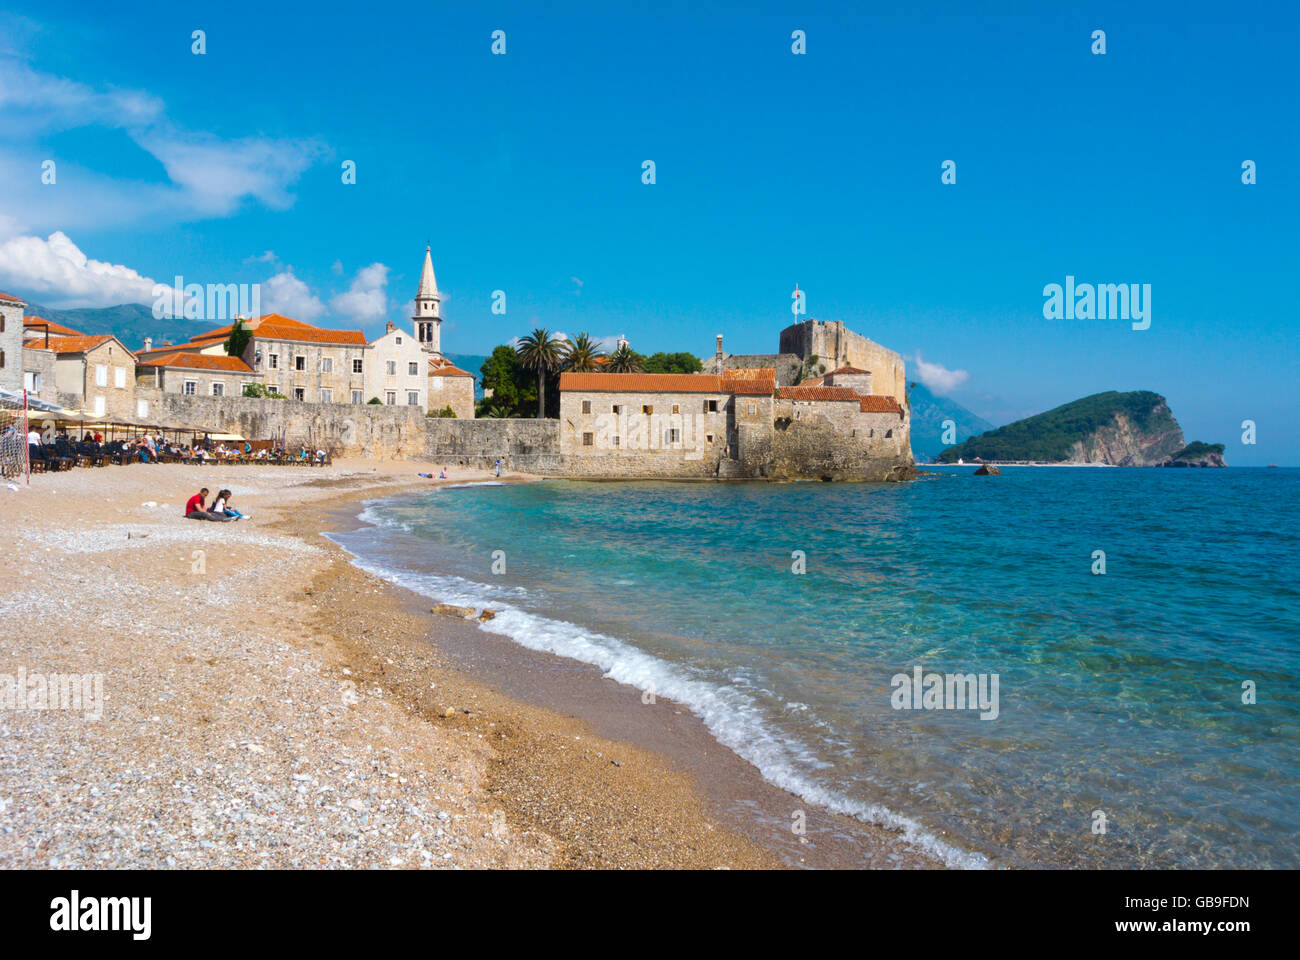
[937,390,1194,466]
[908,383,997,461]
[24,302,211,352]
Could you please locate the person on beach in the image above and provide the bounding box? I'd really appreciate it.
[185,487,233,522]
[438,467,447,479]
[494,457,502,477]
[212,489,247,521]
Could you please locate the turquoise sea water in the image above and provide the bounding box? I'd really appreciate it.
[331,468,1300,868]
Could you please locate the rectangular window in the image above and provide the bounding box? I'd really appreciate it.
[184,380,197,396]
[114,367,126,389]
[666,428,681,444]
[320,388,332,403]
[24,371,41,393]
[704,399,718,412]
[612,404,621,414]
[706,434,714,443]
[211,381,225,397]
[432,378,443,391]
[269,354,279,369]
[321,358,334,373]
[295,355,306,371]
[352,358,364,374]
[748,403,756,415]
[241,381,254,395]
[582,432,594,446]
[268,384,278,395]
[293,387,305,401]
[386,361,397,375]
[396,336,402,345]
[137,399,149,417]
[671,404,679,414]
[95,364,108,387]
[408,362,419,376]
[386,391,396,405]
[408,392,419,406]
[612,436,620,447]
[642,405,653,415]
[581,400,591,414]
[351,390,363,404]
[93,395,106,416]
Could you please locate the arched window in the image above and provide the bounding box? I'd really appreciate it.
[0,348,5,368]
[885,429,893,438]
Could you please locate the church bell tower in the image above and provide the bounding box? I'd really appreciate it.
[413,245,442,357]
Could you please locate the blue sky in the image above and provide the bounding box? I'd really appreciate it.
[0,0,1295,463]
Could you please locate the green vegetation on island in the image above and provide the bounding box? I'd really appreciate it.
[938,390,1175,463]
[1170,441,1225,460]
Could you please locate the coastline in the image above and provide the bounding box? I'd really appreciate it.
[1,461,942,869]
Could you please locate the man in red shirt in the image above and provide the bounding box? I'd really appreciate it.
[185,488,231,521]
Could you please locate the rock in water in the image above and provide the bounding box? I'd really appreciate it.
[478,609,496,621]
[974,464,1002,475]
[431,603,476,619]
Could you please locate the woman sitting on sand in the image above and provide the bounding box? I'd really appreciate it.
[212,489,247,521]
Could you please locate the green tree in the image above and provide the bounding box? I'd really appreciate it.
[367,396,384,405]
[242,382,285,399]
[563,332,605,372]
[426,406,458,418]
[477,345,537,418]
[607,344,645,373]
[515,328,566,418]
[642,352,703,374]
[224,318,252,358]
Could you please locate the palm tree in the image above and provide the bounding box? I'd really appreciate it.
[607,344,644,373]
[515,328,566,418]
[563,332,605,372]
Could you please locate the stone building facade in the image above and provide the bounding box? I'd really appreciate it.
[136,353,263,403]
[427,357,475,418]
[39,335,138,418]
[0,291,24,393]
[366,321,428,408]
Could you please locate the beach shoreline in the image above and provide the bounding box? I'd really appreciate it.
[1,461,941,869]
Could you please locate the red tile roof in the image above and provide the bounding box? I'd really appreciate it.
[859,395,903,414]
[776,385,862,402]
[561,372,727,394]
[722,369,776,395]
[191,314,365,346]
[22,317,86,338]
[22,334,121,356]
[428,358,474,377]
[0,291,25,304]
[138,352,256,373]
[828,365,871,375]
[561,369,779,396]
[798,375,826,387]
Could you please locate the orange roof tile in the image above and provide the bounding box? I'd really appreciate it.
[722,369,776,395]
[561,372,726,394]
[428,358,474,377]
[190,314,364,346]
[859,395,903,414]
[22,334,121,356]
[138,352,255,373]
[0,291,25,304]
[22,317,85,337]
[828,365,871,375]
[776,385,862,402]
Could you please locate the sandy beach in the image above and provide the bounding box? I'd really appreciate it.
[0,461,939,869]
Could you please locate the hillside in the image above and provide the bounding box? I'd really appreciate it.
[24,302,212,352]
[908,383,997,461]
[937,391,1189,466]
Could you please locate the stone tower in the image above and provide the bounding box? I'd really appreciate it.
[413,245,442,357]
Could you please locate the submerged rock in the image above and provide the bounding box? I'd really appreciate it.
[973,464,1002,476]
[431,603,476,619]
[478,609,496,621]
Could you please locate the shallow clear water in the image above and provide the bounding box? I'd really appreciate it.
[330,467,1300,868]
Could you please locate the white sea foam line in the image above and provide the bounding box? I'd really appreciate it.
[331,525,990,869]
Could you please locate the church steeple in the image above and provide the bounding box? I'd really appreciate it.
[414,245,442,356]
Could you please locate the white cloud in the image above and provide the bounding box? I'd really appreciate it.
[0,230,159,307]
[329,263,389,324]
[262,268,326,322]
[912,352,970,396]
[0,56,326,233]
[244,250,278,265]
